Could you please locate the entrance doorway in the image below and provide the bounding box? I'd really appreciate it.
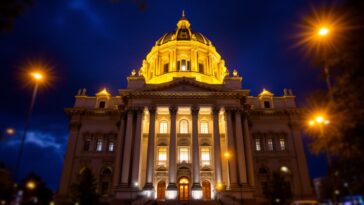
[178,177,190,200]
[202,180,211,200]
[157,181,166,200]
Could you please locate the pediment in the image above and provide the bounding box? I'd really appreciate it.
[142,78,227,92]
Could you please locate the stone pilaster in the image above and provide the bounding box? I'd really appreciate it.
[167,105,178,198]
[242,107,255,187]
[144,106,156,190]
[235,109,248,184]
[191,105,202,199]
[131,107,144,189]
[120,109,134,187]
[212,106,222,184]
[225,107,239,189]
[112,110,126,187]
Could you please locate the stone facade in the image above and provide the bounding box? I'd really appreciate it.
[56,13,313,204]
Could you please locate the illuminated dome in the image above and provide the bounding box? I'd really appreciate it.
[138,11,229,85]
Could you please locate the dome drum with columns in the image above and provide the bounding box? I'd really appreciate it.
[56,12,314,205]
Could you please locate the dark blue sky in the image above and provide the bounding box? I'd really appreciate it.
[0,0,328,190]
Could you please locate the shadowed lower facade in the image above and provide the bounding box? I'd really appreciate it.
[56,13,313,204]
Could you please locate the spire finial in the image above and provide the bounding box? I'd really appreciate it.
[182,10,185,18]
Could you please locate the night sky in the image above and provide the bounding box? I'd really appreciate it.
[0,0,329,191]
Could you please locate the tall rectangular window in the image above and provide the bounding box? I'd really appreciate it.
[200,121,208,134]
[267,138,274,151]
[83,139,91,151]
[96,139,103,152]
[264,101,271,108]
[179,147,189,163]
[99,101,106,108]
[199,63,204,74]
[279,138,286,151]
[108,141,114,152]
[255,138,261,151]
[163,63,169,73]
[158,147,167,166]
[159,121,168,134]
[201,147,211,166]
[178,60,191,71]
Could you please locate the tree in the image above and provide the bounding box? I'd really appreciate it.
[0,0,34,31]
[0,162,15,204]
[304,0,364,200]
[70,168,99,205]
[264,172,292,205]
[18,172,53,205]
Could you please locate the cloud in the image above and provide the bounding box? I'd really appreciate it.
[5,130,67,158]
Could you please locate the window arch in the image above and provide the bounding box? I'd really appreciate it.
[200,121,208,134]
[179,119,189,134]
[102,167,112,176]
[159,121,168,134]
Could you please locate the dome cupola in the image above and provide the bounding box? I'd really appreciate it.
[138,11,229,85]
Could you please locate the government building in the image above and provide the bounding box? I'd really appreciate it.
[56,13,313,204]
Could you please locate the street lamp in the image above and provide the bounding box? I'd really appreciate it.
[26,180,36,190]
[15,70,46,180]
[307,113,331,165]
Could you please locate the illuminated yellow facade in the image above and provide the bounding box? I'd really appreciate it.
[57,13,314,205]
[138,13,228,85]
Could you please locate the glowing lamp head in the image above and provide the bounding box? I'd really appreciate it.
[5,128,15,135]
[315,116,324,123]
[318,27,330,36]
[30,72,43,82]
[26,181,36,190]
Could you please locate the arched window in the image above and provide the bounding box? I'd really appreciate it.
[99,101,106,108]
[259,167,268,175]
[100,167,112,195]
[159,121,168,134]
[200,121,208,134]
[179,120,189,134]
[102,167,112,176]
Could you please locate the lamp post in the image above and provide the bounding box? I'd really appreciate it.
[316,26,333,94]
[308,113,331,165]
[15,71,44,180]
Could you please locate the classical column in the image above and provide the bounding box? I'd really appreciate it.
[167,106,178,192]
[234,109,248,184]
[191,105,202,199]
[225,108,239,188]
[242,109,255,187]
[120,109,134,187]
[212,106,223,184]
[144,106,156,190]
[131,107,144,189]
[112,109,126,187]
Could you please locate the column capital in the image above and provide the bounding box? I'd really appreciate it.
[191,105,200,116]
[212,106,220,116]
[169,105,178,116]
[225,106,238,113]
[148,105,156,115]
[132,106,144,113]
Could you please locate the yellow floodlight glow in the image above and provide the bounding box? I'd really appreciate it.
[318,27,330,36]
[224,151,231,159]
[216,183,223,191]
